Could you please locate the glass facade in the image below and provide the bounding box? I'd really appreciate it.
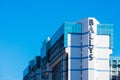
[48,22,82,48]
[23,56,41,80]
[64,22,82,47]
[41,40,47,58]
[52,62,62,80]
[23,67,29,78]
[97,24,113,48]
[41,22,82,57]
[50,25,64,48]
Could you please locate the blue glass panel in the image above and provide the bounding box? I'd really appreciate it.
[23,67,29,77]
[64,22,82,47]
[97,24,113,49]
[41,25,64,58]
[41,22,82,56]
[40,40,47,58]
[49,25,64,48]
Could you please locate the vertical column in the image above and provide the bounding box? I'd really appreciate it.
[62,53,68,80]
[47,63,52,80]
[67,34,71,80]
[67,34,81,80]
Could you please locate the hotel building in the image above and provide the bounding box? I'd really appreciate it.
[40,17,113,80]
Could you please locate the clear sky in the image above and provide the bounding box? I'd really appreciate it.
[0,0,120,80]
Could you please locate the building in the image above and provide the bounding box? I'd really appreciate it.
[40,17,113,80]
[23,56,41,80]
[110,55,120,80]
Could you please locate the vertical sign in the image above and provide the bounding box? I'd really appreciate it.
[89,19,94,60]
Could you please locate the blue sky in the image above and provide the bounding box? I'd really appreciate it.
[0,0,120,80]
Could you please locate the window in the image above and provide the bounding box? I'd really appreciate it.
[112,60,117,68]
[118,71,120,75]
[81,48,82,51]
[81,59,82,63]
[80,53,82,63]
[52,62,62,80]
[81,42,82,46]
[81,36,82,40]
[118,60,120,68]
[118,64,120,68]
[81,77,82,80]
[81,65,82,69]
[81,54,82,58]
[112,76,116,80]
[34,78,38,80]
[81,71,82,75]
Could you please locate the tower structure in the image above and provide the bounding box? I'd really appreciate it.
[41,17,113,80]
